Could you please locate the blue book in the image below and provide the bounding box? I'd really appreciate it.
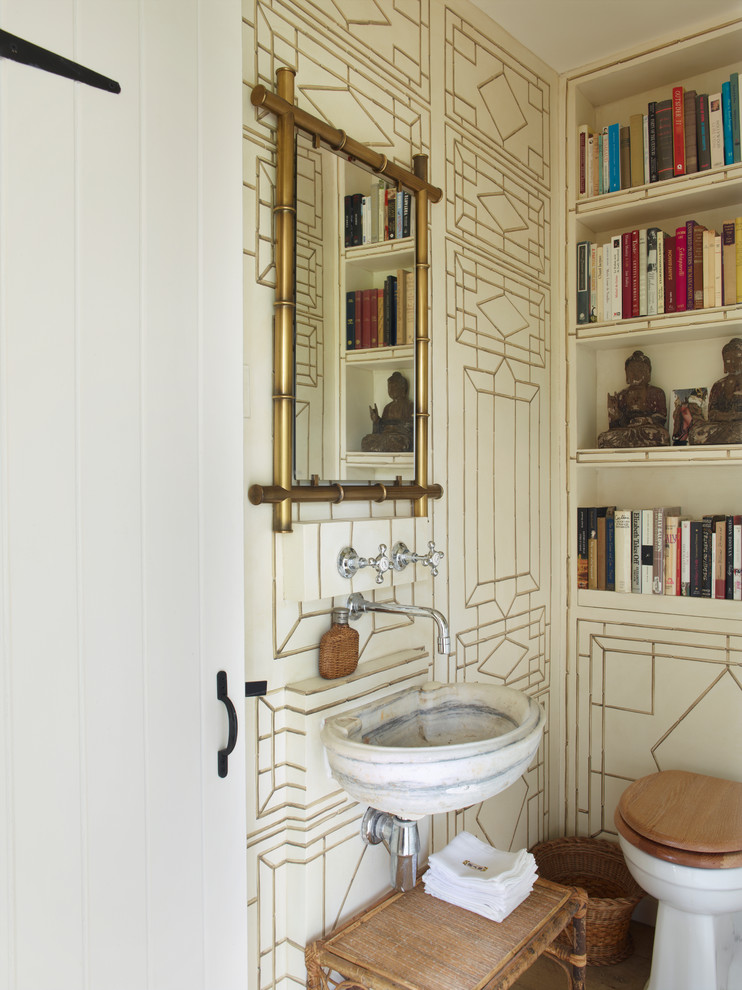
[730,73,741,164]
[722,81,734,165]
[608,123,620,191]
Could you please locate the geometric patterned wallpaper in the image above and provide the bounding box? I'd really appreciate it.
[242,1,555,987]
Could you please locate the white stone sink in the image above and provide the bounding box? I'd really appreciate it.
[320,681,545,821]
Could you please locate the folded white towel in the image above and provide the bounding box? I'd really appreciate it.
[423,831,537,922]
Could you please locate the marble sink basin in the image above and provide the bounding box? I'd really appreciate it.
[320,681,545,820]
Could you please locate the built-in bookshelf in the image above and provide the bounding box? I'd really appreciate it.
[338,160,416,480]
[564,18,742,620]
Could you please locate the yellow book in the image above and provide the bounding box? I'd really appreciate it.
[736,216,742,304]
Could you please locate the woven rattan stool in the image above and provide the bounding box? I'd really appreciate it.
[305,877,588,990]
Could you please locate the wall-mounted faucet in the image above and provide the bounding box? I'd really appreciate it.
[347,591,451,655]
[337,541,444,585]
[391,541,444,577]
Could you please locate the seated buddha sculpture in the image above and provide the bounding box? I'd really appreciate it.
[689,337,742,446]
[361,371,414,453]
[597,350,670,448]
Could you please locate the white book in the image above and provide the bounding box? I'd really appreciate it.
[641,509,654,594]
[638,229,648,316]
[361,196,371,244]
[603,243,612,322]
[734,519,741,601]
[643,114,650,184]
[614,509,632,593]
[664,515,681,596]
[611,235,622,319]
[590,243,598,321]
[709,93,724,168]
[680,519,692,596]
[595,245,604,322]
[647,229,658,316]
[703,229,715,308]
[656,231,665,314]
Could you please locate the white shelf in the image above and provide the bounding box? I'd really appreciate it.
[345,344,414,366]
[577,589,742,618]
[575,445,742,466]
[574,306,742,349]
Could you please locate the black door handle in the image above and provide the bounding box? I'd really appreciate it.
[216,671,238,778]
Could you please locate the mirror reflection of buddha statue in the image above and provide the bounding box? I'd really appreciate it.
[597,350,670,448]
[689,337,742,445]
[361,371,414,453]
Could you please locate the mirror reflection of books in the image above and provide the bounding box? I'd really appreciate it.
[671,387,708,446]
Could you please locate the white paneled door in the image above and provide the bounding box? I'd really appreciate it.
[0,2,247,989]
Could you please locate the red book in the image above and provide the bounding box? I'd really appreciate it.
[631,230,640,317]
[664,233,676,313]
[354,291,362,348]
[715,517,727,599]
[621,232,632,318]
[675,226,687,311]
[369,288,379,347]
[360,289,373,348]
[672,86,685,176]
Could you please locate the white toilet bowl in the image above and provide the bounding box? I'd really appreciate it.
[615,771,742,990]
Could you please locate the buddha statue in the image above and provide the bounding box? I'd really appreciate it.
[597,350,670,449]
[689,337,742,446]
[361,371,414,453]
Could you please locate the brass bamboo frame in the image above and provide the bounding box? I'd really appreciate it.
[248,69,443,532]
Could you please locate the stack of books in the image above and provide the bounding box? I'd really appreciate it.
[577,72,742,199]
[577,506,742,599]
[346,270,414,350]
[344,181,412,247]
[576,217,742,324]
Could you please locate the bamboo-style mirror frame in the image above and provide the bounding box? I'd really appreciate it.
[248,68,444,532]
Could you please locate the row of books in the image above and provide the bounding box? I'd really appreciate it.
[576,218,742,324]
[577,506,742,600]
[345,272,414,351]
[344,183,413,247]
[577,73,742,199]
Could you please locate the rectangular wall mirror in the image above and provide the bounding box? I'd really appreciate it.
[248,68,443,532]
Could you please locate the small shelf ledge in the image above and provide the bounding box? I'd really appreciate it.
[577,589,742,618]
[575,445,742,467]
[573,305,742,349]
[344,344,414,365]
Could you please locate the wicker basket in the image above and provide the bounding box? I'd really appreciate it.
[530,837,644,966]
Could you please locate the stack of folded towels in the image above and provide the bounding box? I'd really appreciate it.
[422,831,538,922]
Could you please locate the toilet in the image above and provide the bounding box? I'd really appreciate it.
[615,770,742,990]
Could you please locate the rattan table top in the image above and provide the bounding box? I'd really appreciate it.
[307,877,587,990]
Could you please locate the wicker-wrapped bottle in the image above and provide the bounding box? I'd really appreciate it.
[318,607,359,679]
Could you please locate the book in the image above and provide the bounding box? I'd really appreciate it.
[714,233,722,307]
[619,125,631,189]
[734,516,742,601]
[638,228,648,317]
[588,507,598,590]
[737,217,742,304]
[730,73,741,164]
[653,506,681,595]
[696,94,711,170]
[629,113,644,187]
[655,100,674,181]
[675,226,687,311]
[702,516,714,598]
[596,506,608,590]
[656,230,665,314]
[691,222,706,309]
[630,229,640,317]
[610,236,622,319]
[621,232,632,318]
[722,81,734,165]
[664,232,675,313]
[360,288,373,348]
[608,123,620,192]
[577,507,589,589]
[726,514,735,600]
[576,241,590,324]
[646,228,659,315]
[369,288,379,347]
[643,114,649,183]
[603,242,612,323]
[402,192,411,238]
[703,229,715,308]
[665,515,681,595]
[586,132,594,199]
[680,518,691,595]
[714,516,727,598]
[601,126,609,195]
[631,510,642,593]
[578,124,588,197]
[672,86,685,176]
[590,242,598,321]
[396,269,406,345]
[354,290,362,348]
[606,507,616,592]
[345,291,355,351]
[689,520,703,597]
[614,509,632,593]
[683,89,698,174]
[709,92,724,168]
[595,245,603,322]
[641,509,654,594]
[722,222,737,306]
[404,271,415,343]
[647,102,658,182]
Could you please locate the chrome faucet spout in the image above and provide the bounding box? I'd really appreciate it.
[347,592,451,655]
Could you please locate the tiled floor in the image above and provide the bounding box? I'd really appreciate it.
[511,921,653,989]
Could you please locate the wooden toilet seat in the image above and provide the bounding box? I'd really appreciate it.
[615,770,742,870]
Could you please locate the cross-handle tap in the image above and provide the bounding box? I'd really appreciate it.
[337,545,392,584]
[391,540,445,577]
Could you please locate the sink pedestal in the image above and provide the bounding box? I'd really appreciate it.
[362,807,420,892]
